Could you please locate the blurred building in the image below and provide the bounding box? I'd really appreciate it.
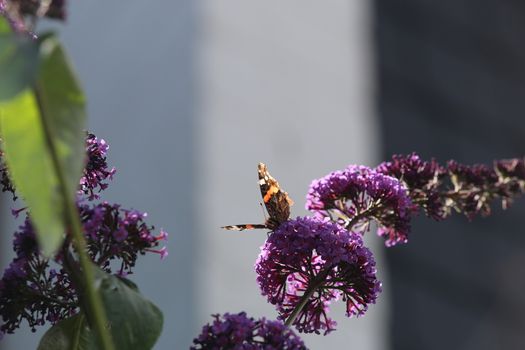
[374,1,525,349]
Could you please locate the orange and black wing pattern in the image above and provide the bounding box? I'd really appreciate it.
[221,163,293,231]
[221,223,267,231]
[257,162,293,230]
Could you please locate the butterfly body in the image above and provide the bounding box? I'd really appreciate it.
[222,163,293,231]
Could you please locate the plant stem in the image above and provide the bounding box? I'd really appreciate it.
[284,269,329,327]
[344,203,380,230]
[35,85,115,350]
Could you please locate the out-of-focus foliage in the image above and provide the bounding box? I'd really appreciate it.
[0,32,86,255]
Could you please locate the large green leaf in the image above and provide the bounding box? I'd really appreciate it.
[96,271,164,349]
[0,30,39,100]
[0,34,86,255]
[37,314,97,350]
[38,271,164,350]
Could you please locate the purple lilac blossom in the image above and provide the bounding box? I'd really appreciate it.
[495,158,525,180]
[0,223,76,336]
[446,160,500,219]
[445,159,525,218]
[0,133,168,335]
[1,133,115,203]
[376,153,446,220]
[1,0,66,21]
[494,158,525,208]
[0,204,168,335]
[191,312,307,350]
[80,202,168,274]
[255,217,381,335]
[306,165,413,246]
[79,133,116,200]
[377,154,525,221]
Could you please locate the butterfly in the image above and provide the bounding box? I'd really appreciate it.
[221,162,293,231]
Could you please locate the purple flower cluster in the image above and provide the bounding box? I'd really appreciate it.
[80,202,168,276]
[0,133,168,336]
[495,158,525,179]
[446,160,500,219]
[191,312,307,350]
[0,203,168,336]
[1,133,115,203]
[255,217,381,335]
[204,157,525,343]
[494,158,525,208]
[377,154,525,221]
[306,165,413,246]
[0,220,76,337]
[1,0,66,36]
[79,133,116,200]
[376,153,446,220]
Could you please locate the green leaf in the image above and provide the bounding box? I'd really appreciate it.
[38,271,164,350]
[0,34,86,255]
[0,17,10,34]
[0,32,39,100]
[37,314,98,350]
[96,270,164,349]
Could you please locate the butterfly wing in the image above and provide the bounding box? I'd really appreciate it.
[221,163,293,232]
[221,224,267,231]
[257,163,293,229]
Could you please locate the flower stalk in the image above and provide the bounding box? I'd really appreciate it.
[284,268,330,328]
[35,86,115,350]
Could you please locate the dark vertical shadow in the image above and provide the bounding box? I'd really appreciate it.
[373,1,525,349]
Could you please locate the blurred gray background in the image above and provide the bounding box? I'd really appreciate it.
[1,1,386,349]
[2,1,525,349]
